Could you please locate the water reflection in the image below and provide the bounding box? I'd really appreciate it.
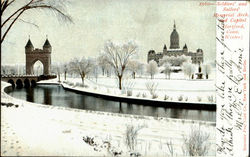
[25,87,34,102]
[6,85,216,122]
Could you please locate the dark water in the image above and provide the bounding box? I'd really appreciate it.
[6,85,215,122]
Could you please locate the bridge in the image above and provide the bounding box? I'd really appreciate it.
[1,75,56,88]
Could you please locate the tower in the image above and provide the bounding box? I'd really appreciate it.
[147,50,156,63]
[25,38,34,52]
[170,21,180,49]
[183,43,188,53]
[163,44,167,55]
[43,37,52,52]
[25,37,52,75]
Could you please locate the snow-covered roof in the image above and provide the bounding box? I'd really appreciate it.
[167,48,183,51]
[171,66,182,70]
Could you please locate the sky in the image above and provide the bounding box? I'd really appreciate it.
[1,0,216,65]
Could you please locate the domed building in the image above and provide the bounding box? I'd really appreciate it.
[147,22,203,64]
[170,22,180,49]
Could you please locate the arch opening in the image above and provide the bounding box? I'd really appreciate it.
[16,79,23,88]
[8,79,15,88]
[24,79,30,88]
[32,60,44,76]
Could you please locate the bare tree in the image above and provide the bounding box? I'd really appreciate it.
[182,125,211,156]
[12,64,25,75]
[62,63,68,80]
[51,63,62,82]
[69,57,93,86]
[182,62,195,79]
[163,63,171,79]
[1,0,73,44]
[125,124,146,155]
[1,65,18,75]
[90,58,100,82]
[137,63,145,78]
[127,60,140,79]
[159,56,171,66]
[146,60,158,79]
[202,63,211,79]
[103,40,137,90]
[1,65,8,75]
[178,55,191,66]
[97,52,109,76]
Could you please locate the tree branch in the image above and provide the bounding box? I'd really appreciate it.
[1,8,26,44]
[1,0,15,16]
[26,4,73,23]
[1,0,73,44]
[17,18,39,28]
[1,0,33,28]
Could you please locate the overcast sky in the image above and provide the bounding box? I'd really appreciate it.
[1,0,216,65]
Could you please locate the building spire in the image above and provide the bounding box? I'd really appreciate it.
[43,35,51,48]
[174,20,176,30]
[25,36,34,49]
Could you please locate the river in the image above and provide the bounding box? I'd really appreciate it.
[5,84,216,122]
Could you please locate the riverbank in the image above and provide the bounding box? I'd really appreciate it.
[1,81,216,156]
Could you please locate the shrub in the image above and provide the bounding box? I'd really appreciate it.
[145,81,158,99]
[164,94,169,100]
[83,84,88,88]
[207,95,214,103]
[142,93,147,98]
[1,102,14,107]
[178,95,184,101]
[185,97,188,101]
[125,124,146,154]
[122,79,135,96]
[127,90,133,96]
[197,96,202,102]
[75,82,81,87]
[152,94,158,99]
[68,82,74,86]
[182,125,211,156]
[136,92,141,97]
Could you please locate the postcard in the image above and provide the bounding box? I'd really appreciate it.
[1,0,249,156]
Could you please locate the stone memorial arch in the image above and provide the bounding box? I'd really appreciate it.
[25,38,52,75]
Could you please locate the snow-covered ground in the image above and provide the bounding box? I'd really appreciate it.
[55,71,216,104]
[1,81,216,156]
[38,68,216,104]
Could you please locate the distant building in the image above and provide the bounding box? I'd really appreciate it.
[147,22,204,64]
